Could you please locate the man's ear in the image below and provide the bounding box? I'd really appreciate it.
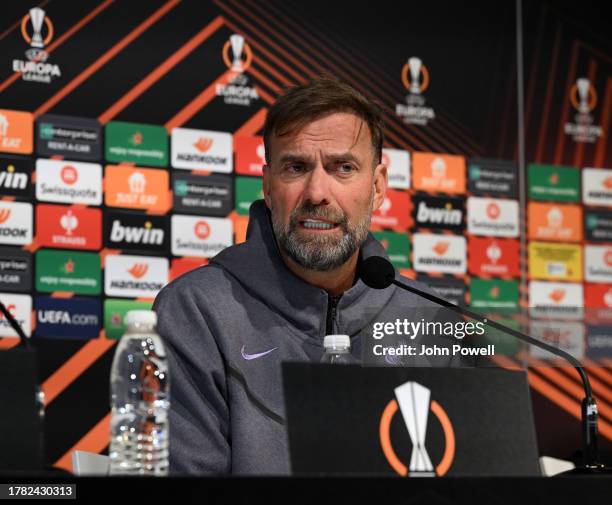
[372,162,388,211]
[262,164,272,208]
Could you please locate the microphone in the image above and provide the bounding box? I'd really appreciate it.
[360,255,610,474]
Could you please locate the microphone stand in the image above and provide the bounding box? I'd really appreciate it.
[361,256,611,474]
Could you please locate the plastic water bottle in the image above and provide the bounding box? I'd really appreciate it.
[321,334,357,364]
[109,310,170,475]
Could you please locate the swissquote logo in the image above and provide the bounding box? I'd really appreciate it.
[467,197,519,237]
[585,245,612,283]
[380,381,454,477]
[13,7,61,84]
[36,158,102,205]
[0,201,33,246]
[104,254,168,298]
[216,33,259,107]
[396,57,435,126]
[382,148,410,189]
[171,128,233,173]
[565,77,603,143]
[171,214,233,257]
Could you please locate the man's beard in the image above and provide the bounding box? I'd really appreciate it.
[271,194,374,272]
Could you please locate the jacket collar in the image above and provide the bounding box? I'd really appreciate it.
[211,200,397,340]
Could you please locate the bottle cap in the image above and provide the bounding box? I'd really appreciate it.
[323,334,351,350]
[124,310,157,327]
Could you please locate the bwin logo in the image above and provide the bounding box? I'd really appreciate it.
[110,219,164,245]
[0,165,27,189]
[417,202,461,226]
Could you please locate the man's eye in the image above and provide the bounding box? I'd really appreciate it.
[286,164,304,173]
[337,164,354,174]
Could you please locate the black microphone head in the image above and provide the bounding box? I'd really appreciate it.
[360,256,395,289]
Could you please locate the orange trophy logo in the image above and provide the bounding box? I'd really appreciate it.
[380,381,455,477]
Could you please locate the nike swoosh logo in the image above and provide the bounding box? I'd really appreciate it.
[241,345,278,360]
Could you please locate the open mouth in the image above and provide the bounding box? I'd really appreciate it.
[298,218,340,231]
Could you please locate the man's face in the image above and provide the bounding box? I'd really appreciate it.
[263,112,387,271]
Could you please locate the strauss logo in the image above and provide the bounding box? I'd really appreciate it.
[486,243,501,263]
[603,178,612,190]
[60,210,78,235]
[127,263,148,279]
[255,143,266,163]
[378,197,392,216]
[604,289,612,308]
[0,208,11,224]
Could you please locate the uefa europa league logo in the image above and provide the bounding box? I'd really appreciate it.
[577,78,591,113]
[29,8,45,48]
[408,57,423,94]
[396,381,435,474]
[21,6,54,61]
[222,33,253,73]
[570,77,597,114]
[401,56,430,95]
[380,381,455,476]
[230,34,245,72]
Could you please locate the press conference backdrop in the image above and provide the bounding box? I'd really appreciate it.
[0,0,610,470]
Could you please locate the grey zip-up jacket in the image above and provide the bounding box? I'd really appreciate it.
[153,199,468,475]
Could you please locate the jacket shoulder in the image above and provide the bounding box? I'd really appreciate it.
[155,263,231,304]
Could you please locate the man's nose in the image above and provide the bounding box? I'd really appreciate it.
[302,164,331,205]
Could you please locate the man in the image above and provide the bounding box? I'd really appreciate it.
[153,77,466,475]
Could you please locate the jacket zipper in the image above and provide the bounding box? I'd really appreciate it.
[326,294,341,335]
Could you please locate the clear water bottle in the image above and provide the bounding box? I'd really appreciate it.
[321,334,356,364]
[109,310,170,475]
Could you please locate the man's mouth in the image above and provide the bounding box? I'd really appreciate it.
[298,218,339,231]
